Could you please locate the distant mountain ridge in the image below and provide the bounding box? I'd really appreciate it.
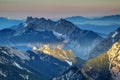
[65,14,120,35]
[94,14,120,21]
[0,17,23,30]
[65,14,120,21]
[0,16,102,59]
[65,16,89,22]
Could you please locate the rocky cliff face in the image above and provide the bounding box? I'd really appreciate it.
[107,41,120,80]
[33,45,84,66]
[0,46,47,80]
[89,27,120,59]
[0,45,75,79]
[83,41,120,80]
[54,41,120,80]
[38,45,75,61]
[53,67,87,80]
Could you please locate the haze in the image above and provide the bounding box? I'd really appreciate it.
[0,0,120,19]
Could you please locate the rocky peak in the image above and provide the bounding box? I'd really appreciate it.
[56,18,76,28]
[26,17,47,24]
[39,45,51,55]
[26,16,33,23]
[53,18,77,37]
[33,45,75,62]
[25,16,56,31]
[101,14,120,20]
[107,41,120,80]
[58,18,69,23]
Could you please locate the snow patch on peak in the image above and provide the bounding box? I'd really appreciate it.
[0,70,7,77]
[1,50,8,55]
[58,21,61,24]
[112,31,118,38]
[53,31,62,37]
[65,60,72,66]
[8,47,30,60]
[32,56,35,60]
[13,62,23,70]
[33,46,37,51]
[55,21,61,26]
[19,74,29,80]
[53,31,67,38]
[13,61,31,73]
[23,23,28,27]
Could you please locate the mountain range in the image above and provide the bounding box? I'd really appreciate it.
[0,17,23,30]
[53,27,120,80]
[54,41,120,80]
[0,15,120,80]
[0,46,47,80]
[0,17,103,59]
[0,45,82,79]
[89,27,120,59]
[65,14,120,35]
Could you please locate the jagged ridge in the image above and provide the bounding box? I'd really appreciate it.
[54,41,120,80]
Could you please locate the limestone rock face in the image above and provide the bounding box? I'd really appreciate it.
[107,42,120,80]
[33,45,76,62]
[53,41,120,80]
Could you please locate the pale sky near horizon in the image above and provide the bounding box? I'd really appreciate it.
[0,0,120,19]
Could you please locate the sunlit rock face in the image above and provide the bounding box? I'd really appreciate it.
[32,45,76,64]
[83,41,120,80]
[107,41,120,80]
[54,41,120,80]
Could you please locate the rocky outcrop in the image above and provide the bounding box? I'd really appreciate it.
[0,46,47,80]
[54,41,120,80]
[107,42,120,80]
[89,27,120,59]
[33,45,83,66]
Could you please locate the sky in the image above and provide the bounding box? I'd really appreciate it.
[0,0,120,19]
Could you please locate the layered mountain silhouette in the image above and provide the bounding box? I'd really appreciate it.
[94,14,120,21]
[0,15,120,80]
[65,15,120,35]
[65,14,120,22]
[0,17,102,59]
[0,17,23,30]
